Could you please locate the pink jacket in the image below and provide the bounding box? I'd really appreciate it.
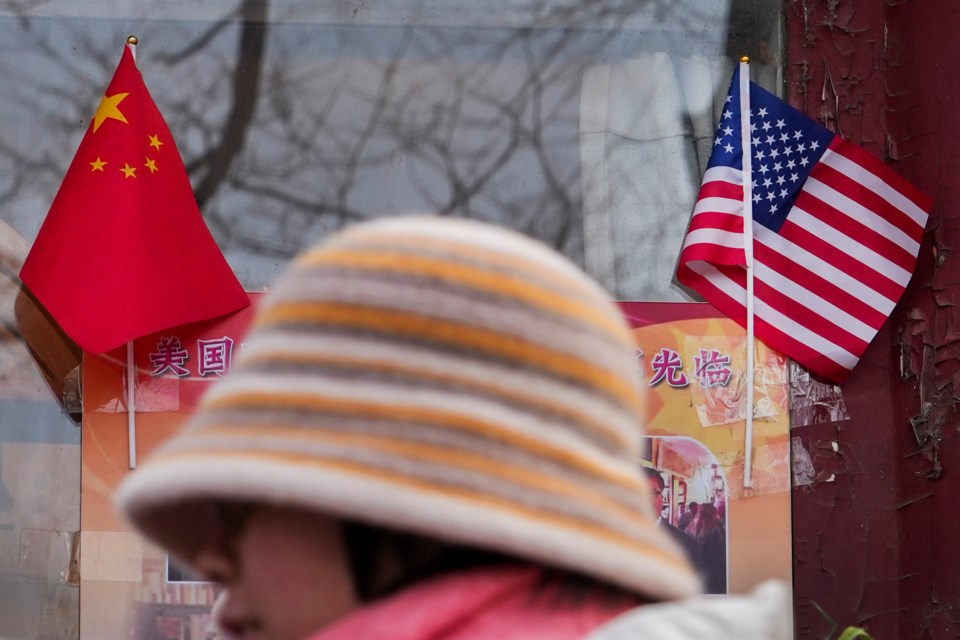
[306,565,635,640]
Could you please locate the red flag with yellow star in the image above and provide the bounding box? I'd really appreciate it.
[20,43,249,353]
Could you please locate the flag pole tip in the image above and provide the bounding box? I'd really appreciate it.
[127,35,139,46]
[740,55,750,63]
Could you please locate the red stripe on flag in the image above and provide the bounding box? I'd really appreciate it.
[677,263,853,383]
[753,277,870,357]
[679,244,745,266]
[707,263,868,358]
[753,240,888,328]
[753,310,853,384]
[687,211,743,235]
[811,159,925,244]
[793,190,917,273]
[696,181,743,200]
[829,138,935,215]
[675,264,746,325]
[776,219,905,302]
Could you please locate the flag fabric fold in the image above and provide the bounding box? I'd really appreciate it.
[20,43,249,354]
[677,67,932,384]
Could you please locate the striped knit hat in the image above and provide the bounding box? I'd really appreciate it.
[115,216,701,601]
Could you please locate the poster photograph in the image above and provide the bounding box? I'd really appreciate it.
[622,301,792,595]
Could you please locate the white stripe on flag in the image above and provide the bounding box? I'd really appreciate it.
[803,176,921,255]
[755,224,898,315]
[753,260,878,341]
[682,228,744,251]
[788,206,912,287]
[701,165,743,185]
[692,197,742,216]
[686,260,859,371]
[820,148,929,228]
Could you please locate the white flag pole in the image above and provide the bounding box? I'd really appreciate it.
[739,57,756,489]
[126,36,139,471]
[127,341,137,469]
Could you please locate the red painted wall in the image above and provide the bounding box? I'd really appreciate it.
[788,2,959,637]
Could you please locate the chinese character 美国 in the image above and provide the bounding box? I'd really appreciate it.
[149,336,190,377]
[198,337,235,377]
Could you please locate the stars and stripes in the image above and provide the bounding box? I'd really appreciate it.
[677,67,932,384]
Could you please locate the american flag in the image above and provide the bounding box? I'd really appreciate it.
[676,67,932,384]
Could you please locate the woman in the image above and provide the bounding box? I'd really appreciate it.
[686,503,727,595]
[115,216,785,640]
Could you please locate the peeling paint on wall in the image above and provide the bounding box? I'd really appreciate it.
[789,0,960,636]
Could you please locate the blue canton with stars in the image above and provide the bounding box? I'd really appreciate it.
[706,67,835,232]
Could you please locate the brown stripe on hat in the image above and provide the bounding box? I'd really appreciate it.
[330,219,623,318]
[154,426,649,535]
[230,326,643,456]
[235,353,637,454]
[171,408,646,509]
[138,446,693,576]
[194,387,641,488]
[261,264,632,371]
[288,247,634,343]
[253,302,644,416]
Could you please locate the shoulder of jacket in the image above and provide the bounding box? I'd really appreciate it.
[582,580,792,640]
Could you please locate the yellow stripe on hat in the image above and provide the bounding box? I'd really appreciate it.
[296,248,635,344]
[148,447,692,575]
[240,350,634,451]
[202,389,644,489]
[254,301,644,415]
[188,424,647,527]
[337,231,608,301]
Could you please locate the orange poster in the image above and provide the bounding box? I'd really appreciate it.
[80,296,791,639]
[621,301,792,595]
[81,295,261,640]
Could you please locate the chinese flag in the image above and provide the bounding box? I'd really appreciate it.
[20,43,249,354]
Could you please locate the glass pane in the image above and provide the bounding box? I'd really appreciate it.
[0,1,782,638]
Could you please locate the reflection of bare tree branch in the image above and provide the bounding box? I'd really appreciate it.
[524,37,575,247]
[154,13,239,65]
[336,31,413,217]
[198,1,723,263]
[192,0,268,210]
[1,0,770,287]
[191,3,670,260]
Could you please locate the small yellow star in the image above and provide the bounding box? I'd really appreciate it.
[89,157,107,172]
[144,157,158,173]
[148,134,164,150]
[93,92,129,133]
[120,163,137,178]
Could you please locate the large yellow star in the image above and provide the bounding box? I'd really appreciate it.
[93,92,129,133]
[120,163,137,178]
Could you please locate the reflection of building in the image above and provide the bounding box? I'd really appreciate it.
[0,2,789,636]
[642,437,726,527]
[135,554,218,640]
[641,437,728,594]
[709,464,726,503]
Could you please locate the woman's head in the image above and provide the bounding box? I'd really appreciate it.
[115,216,701,635]
[689,503,724,540]
[197,503,357,640]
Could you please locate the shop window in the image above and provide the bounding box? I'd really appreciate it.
[0,1,782,637]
